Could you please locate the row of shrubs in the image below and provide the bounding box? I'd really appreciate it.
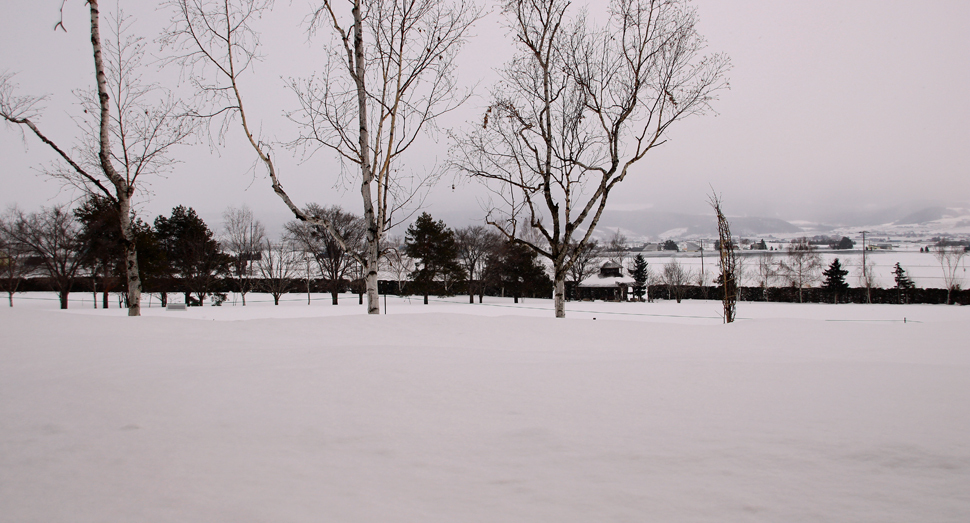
[647,285,970,305]
[9,277,967,305]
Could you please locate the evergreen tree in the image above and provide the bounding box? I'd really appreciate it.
[893,262,915,304]
[837,236,855,250]
[822,258,849,303]
[75,195,124,308]
[629,253,649,301]
[404,213,465,304]
[154,206,230,305]
[493,240,552,303]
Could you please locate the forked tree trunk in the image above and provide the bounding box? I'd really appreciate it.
[90,0,142,317]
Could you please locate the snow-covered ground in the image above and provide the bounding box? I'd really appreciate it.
[2,293,969,522]
[640,249,967,290]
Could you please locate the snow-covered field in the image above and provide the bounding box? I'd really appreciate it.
[2,293,969,522]
[637,248,968,290]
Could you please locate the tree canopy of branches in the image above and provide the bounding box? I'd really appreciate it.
[164,0,480,314]
[755,251,776,301]
[661,259,691,303]
[258,236,301,305]
[0,213,33,307]
[779,237,822,303]
[222,206,266,305]
[404,212,464,304]
[285,205,365,305]
[933,241,966,305]
[455,225,501,303]
[454,0,728,317]
[566,239,601,290]
[0,206,85,309]
[0,5,197,316]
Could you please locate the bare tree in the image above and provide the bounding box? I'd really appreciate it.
[605,230,628,267]
[0,213,33,307]
[710,192,736,323]
[455,225,500,303]
[779,237,822,303]
[1,206,85,309]
[934,240,966,305]
[381,235,415,297]
[1,7,197,316]
[661,259,693,303]
[258,236,300,305]
[285,205,365,305]
[222,205,266,305]
[566,239,602,291]
[454,0,729,317]
[164,0,480,314]
[755,251,776,301]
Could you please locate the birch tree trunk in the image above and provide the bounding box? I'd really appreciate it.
[90,0,141,316]
[554,273,566,319]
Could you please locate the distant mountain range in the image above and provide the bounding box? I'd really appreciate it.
[427,204,970,241]
[591,205,970,241]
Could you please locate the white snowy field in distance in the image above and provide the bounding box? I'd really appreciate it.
[637,249,967,290]
[2,295,969,522]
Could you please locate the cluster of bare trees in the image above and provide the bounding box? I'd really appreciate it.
[4,0,728,317]
[0,206,85,309]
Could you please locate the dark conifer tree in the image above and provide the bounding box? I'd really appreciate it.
[154,206,230,305]
[822,258,850,303]
[75,195,124,308]
[629,254,649,302]
[893,262,915,304]
[404,213,465,304]
[494,240,552,303]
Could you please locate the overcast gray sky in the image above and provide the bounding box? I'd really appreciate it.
[2,0,968,234]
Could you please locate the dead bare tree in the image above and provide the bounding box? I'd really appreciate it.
[380,235,416,297]
[222,205,266,305]
[566,239,602,291]
[661,258,692,303]
[0,213,33,307]
[779,237,822,303]
[164,0,480,314]
[453,0,729,317]
[709,192,736,323]
[285,205,365,305]
[258,236,300,305]
[755,251,776,302]
[605,230,628,267]
[934,240,966,305]
[1,6,197,317]
[2,206,86,309]
[455,225,501,303]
